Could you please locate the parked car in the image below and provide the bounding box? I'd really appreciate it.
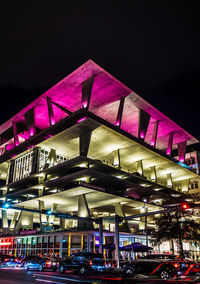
[143,254,181,260]
[1,256,22,268]
[24,257,57,272]
[59,252,106,274]
[121,258,191,280]
[20,255,38,267]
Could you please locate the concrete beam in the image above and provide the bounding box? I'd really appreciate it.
[113,149,120,169]
[150,166,157,182]
[12,121,19,147]
[178,141,187,163]
[47,97,55,126]
[167,173,173,187]
[115,202,129,232]
[79,131,92,157]
[166,131,174,156]
[151,120,159,147]
[136,160,143,176]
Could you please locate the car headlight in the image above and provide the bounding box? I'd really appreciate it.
[52,262,56,265]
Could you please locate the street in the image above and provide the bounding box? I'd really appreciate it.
[1,268,200,284]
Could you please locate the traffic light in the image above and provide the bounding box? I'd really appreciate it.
[180,203,190,210]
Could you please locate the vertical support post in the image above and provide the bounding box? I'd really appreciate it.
[68,234,71,257]
[167,173,173,187]
[113,149,120,169]
[60,235,63,259]
[115,97,125,127]
[24,107,36,137]
[145,215,148,246]
[98,218,103,254]
[138,108,151,140]
[93,235,96,252]
[166,132,174,156]
[178,141,187,163]
[81,76,94,109]
[81,235,84,252]
[150,166,157,182]
[47,97,55,126]
[79,131,92,157]
[12,121,19,146]
[151,120,159,147]
[87,234,91,252]
[114,215,120,268]
[136,160,143,176]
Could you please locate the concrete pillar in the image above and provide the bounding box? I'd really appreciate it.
[10,211,19,230]
[138,108,151,140]
[178,141,187,163]
[181,179,190,192]
[12,121,19,146]
[98,218,103,254]
[150,166,157,182]
[81,76,94,109]
[114,215,120,268]
[115,97,125,127]
[167,173,173,187]
[166,132,174,156]
[38,200,47,228]
[2,209,9,229]
[48,203,57,225]
[68,235,71,257]
[60,235,63,259]
[79,131,92,157]
[81,235,84,252]
[115,203,129,232]
[87,234,91,252]
[47,97,55,126]
[136,160,143,176]
[113,149,120,168]
[151,120,159,147]
[77,194,93,230]
[45,149,57,168]
[24,107,36,137]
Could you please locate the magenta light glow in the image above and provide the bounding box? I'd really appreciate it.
[140,132,145,139]
[81,101,88,108]
[76,117,87,123]
[115,121,120,126]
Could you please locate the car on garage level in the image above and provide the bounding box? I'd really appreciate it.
[59,252,106,274]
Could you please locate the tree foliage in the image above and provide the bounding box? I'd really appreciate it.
[152,210,200,257]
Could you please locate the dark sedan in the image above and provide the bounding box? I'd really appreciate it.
[24,257,57,272]
[121,258,191,280]
[59,252,106,274]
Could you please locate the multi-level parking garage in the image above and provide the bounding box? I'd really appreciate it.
[0,60,199,261]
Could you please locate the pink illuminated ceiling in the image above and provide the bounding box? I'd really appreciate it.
[0,60,198,150]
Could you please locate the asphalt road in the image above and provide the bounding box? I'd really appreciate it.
[0,268,200,284]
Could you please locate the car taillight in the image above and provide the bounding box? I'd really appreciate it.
[173,263,180,268]
[46,261,52,265]
[89,260,93,266]
[5,258,8,262]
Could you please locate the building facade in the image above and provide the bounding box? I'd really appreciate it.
[0,60,200,259]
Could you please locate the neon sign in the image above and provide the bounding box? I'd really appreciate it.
[0,242,11,246]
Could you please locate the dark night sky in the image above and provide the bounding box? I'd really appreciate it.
[0,1,200,139]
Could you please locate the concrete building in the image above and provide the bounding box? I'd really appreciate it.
[0,60,199,259]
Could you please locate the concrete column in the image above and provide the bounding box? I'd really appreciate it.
[87,234,91,252]
[115,203,129,232]
[38,200,47,229]
[79,131,92,157]
[45,149,57,168]
[138,108,151,140]
[98,218,103,254]
[68,235,71,257]
[136,160,143,176]
[151,120,159,147]
[47,97,55,126]
[113,149,120,168]
[81,235,84,252]
[115,97,125,127]
[10,211,19,230]
[24,107,36,137]
[166,132,174,156]
[81,76,94,109]
[150,166,157,182]
[181,179,190,192]
[60,235,63,259]
[77,194,93,230]
[114,215,120,268]
[178,141,187,163]
[12,121,19,146]
[167,173,173,187]
[48,203,57,225]
[2,209,9,229]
